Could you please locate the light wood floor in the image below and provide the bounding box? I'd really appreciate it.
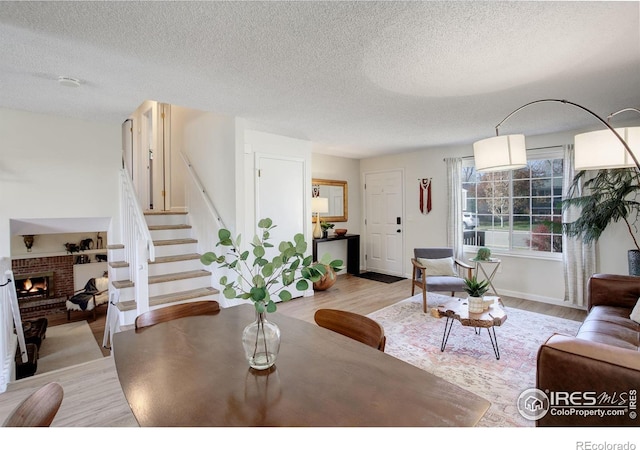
[1,273,586,426]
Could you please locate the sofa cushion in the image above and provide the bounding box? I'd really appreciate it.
[577,305,639,351]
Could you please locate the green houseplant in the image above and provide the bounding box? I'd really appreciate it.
[463,276,490,298]
[320,219,334,238]
[562,168,640,274]
[463,276,489,313]
[200,218,343,370]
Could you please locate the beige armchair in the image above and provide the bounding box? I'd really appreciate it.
[411,247,473,313]
[66,274,109,321]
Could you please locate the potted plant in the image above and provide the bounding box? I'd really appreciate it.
[562,169,640,275]
[200,218,343,370]
[463,275,490,313]
[320,219,334,238]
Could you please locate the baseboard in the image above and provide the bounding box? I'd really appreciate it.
[498,288,586,310]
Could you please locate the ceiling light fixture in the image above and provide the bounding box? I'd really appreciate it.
[57,76,81,88]
[473,99,640,172]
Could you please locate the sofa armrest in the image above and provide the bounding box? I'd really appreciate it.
[536,333,640,426]
[588,273,640,311]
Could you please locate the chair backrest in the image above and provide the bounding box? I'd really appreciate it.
[135,300,220,330]
[314,309,386,351]
[3,382,64,427]
[414,247,454,260]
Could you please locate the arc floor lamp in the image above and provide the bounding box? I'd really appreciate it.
[472,99,640,172]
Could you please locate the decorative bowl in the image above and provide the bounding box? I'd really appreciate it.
[334,228,347,236]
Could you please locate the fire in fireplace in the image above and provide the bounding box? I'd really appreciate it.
[14,272,54,300]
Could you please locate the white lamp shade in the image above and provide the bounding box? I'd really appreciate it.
[574,127,640,170]
[472,134,527,172]
[311,197,329,214]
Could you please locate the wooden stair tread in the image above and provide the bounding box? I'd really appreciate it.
[153,238,198,246]
[116,300,137,312]
[148,224,192,230]
[112,280,134,289]
[115,287,219,311]
[149,253,201,264]
[107,244,124,249]
[144,211,188,215]
[109,261,129,268]
[148,269,211,284]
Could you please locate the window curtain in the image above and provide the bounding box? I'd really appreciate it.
[562,144,596,307]
[445,157,464,259]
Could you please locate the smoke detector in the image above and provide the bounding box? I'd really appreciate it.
[57,76,81,88]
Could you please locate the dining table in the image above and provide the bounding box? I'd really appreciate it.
[112,304,490,427]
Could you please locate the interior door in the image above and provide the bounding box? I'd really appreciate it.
[255,153,307,299]
[364,170,404,276]
[122,118,133,178]
[139,102,168,211]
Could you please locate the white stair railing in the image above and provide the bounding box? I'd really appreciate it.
[0,258,26,393]
[180,152,229,299]
[181,151,226,248]
[120,167,155,316]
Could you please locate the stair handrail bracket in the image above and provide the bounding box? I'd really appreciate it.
[120,168,154,314]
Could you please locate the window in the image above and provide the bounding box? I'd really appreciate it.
[462,148,564,255]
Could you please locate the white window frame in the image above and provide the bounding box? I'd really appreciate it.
[462,146,565,261]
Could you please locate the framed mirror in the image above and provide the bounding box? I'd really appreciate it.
[312,178,348,222]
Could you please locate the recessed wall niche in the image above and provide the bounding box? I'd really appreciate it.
[10,232,107,259]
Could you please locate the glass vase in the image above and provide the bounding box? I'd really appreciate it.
[242,311,281,371]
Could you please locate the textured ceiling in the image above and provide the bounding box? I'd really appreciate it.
[1,1,639,158]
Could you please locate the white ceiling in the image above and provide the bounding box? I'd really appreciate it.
[1,1,639,159]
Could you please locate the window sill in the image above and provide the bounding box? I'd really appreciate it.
[463,246,563,262]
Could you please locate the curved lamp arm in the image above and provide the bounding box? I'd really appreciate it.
[494,99,640,171]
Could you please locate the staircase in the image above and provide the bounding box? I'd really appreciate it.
[109,211,219,327]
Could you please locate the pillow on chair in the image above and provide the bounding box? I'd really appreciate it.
[417,257,458,277]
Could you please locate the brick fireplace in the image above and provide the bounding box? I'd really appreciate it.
[11,256,75,316]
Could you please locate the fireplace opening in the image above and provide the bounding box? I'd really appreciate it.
[14,272,54,300]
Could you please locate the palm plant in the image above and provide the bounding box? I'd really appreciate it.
[562,168,640,251]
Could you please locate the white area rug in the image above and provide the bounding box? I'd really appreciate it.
[368,293,582,427]
[36,321,104,375]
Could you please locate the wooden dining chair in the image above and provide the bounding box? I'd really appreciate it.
[2,382,64,427]
[314,308,386,351]
[134,300,221,330]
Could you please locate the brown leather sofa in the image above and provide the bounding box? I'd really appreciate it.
[536,274,640,426]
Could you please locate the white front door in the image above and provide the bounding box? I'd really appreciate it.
[364,170,404,276]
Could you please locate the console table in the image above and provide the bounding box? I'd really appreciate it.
[313,234,360,275]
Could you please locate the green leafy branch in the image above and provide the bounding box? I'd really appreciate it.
[562,169,640,251]
[200,218,343,313]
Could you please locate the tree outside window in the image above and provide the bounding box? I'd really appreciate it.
[462,156,563,254]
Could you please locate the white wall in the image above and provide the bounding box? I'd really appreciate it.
[171,106,238,231]
[0,108,121,256]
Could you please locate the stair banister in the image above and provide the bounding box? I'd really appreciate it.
[120,167,154,315]
[0,260,26,393]
[180,151,231,301]
[180,151,227,230]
